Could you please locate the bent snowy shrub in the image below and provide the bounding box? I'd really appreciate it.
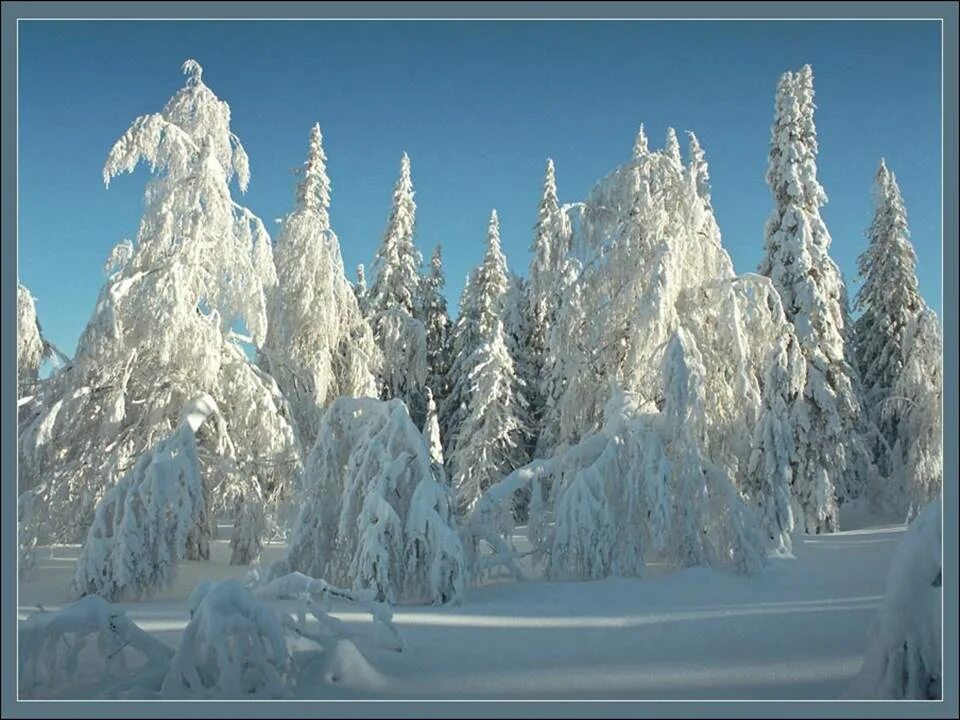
[285,397,467,604]
[70,395,218,601]
[162,579,291,698]
[19,595,173,698]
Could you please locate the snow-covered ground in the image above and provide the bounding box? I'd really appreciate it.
[18,509,907,700]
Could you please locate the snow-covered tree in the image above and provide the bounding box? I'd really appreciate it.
[422,245,451,404]
[17,284,47,397]
[525,158,571,456]
[887,310,943,520]
[845,499,942,699]
[422,387,444,466]
[353,263,370,319]
[658,329,766,574]
[70,395,221,601]
[19,595,174,698]
[449,316,529,514]
[759,64,868,530]
[259,123,378,450]
[745,334,804,554]
[444,211,529,511]
[854,160,929,482]
[664,126,682,168]
[17,60,299,556]
[502,271,536,454]
[285,397,466,605]
[632,123,649,160]
[441,210,513,459]
[162,580,291,698]
[468,332,768,583]
[369,153,428,424]
[544,125,734,450]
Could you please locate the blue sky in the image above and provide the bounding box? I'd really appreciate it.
[18,20,942,356]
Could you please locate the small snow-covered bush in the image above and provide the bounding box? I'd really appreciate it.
[285,397,466,604]
[162,579,290,698]
[70,395,218,601]
[845,499,942,699]
[19,595,173,698]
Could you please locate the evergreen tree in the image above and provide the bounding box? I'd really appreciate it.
[526,159,571,456]
[886,310,943,520]
[422,245,452,405]
[449,316,528,514]
[445,211,528,510]
[664,126,683,168]
[440,210,512,459]
[353,263,370,319]
[632,123,649,161]
[260,124,377,451]
[759,64,867,532]
[854,160,926,478]
[369,153,428,424]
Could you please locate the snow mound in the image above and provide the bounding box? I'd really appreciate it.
[845,499,942,699]
[320,639,387,689]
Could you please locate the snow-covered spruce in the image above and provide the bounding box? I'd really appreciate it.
[502,271,537,459]
[353,263,371,319]
[369,153,428,425]
[259,123,378,451]
[854,160,942,517]
[759,65,870,530]
[526,159,572,457]
[845,499,942,699]
[450,316,529,515]
[70,395,221,601]
[886,310,943,521]
[285,398,466,604]
[19,595,174,699]
[17,283,48,398]
[446,211,529,513]
[16,60,299,555]
[422,245,452,407]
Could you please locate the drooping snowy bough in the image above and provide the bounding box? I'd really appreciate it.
[19,595,175,699]
[845,499,942,699]
[285,398,467,604]
[17,60,299,559]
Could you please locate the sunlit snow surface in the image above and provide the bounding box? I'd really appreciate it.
[18,505,909,700]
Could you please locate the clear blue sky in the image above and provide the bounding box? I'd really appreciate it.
[18,20,942,356]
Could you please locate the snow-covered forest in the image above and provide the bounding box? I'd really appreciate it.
[16,59,943,701]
